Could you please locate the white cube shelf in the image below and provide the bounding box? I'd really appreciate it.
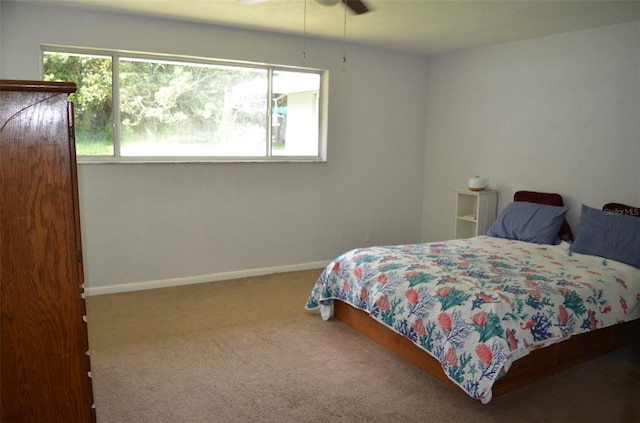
[454,188,498,239]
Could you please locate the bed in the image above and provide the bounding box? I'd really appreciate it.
[305,192,640,403]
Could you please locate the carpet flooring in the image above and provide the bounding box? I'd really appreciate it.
[86,269,640,422]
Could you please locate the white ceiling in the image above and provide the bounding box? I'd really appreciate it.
[26,0,640,55]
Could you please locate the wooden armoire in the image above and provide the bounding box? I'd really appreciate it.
[0,80,96,422]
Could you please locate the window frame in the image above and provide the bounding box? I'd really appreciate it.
[41,45,328,164]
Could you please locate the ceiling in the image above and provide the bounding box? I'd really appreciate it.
[27,0,640,55]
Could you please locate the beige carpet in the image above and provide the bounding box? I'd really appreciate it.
[86,269,640,423]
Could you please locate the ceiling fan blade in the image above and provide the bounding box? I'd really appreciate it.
[342,0,370,15]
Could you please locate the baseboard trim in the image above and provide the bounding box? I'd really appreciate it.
[84,261,329,296]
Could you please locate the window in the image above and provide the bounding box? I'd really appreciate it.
[42,46,326,162]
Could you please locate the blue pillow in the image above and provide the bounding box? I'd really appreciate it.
[486,201,569,245]
[569,204,640,269]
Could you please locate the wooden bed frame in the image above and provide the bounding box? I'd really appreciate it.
[333,299,640,400]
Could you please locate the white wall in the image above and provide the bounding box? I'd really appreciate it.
[4,2,638,293]
[1,2,428,293]
[421,21,640,242]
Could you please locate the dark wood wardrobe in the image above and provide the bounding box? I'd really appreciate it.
[1,80,96,422]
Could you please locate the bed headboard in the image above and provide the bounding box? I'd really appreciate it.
[513,190,574,241]
[602,202,640,218]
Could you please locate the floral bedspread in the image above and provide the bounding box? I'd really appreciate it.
[305,236,640,403]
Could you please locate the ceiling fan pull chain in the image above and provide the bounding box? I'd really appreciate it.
[342,1,347,63]
[302,0,308,63]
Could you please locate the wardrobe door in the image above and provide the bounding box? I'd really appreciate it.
[1,80,95,422]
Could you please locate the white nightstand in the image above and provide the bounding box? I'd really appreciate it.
[454,188,498,239]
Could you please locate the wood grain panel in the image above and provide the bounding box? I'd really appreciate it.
[1,81,95,422]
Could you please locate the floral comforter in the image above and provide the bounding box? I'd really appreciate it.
[305,236,640,403]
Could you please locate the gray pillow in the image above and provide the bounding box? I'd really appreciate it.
[569,204,640,269]
[486,201,569,245]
